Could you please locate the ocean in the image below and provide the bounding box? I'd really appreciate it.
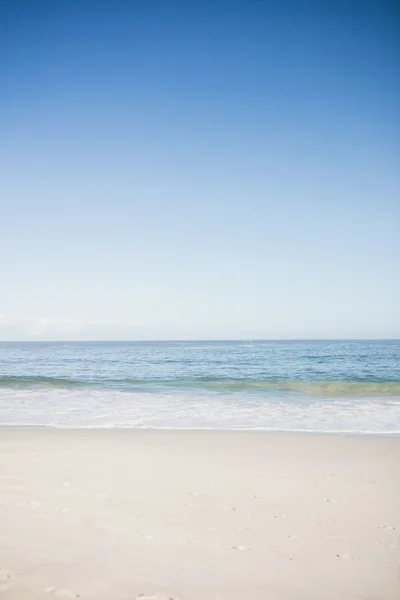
[0,340,399,435]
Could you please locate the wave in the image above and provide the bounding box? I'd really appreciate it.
[0,376,90,388]
[0,375,400,396]
[187,379,400,396]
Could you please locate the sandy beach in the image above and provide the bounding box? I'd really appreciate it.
[0,430,399,600]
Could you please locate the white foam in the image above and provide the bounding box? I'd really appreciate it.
[0,387,399,435]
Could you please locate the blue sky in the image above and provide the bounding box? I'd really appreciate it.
[1,0,399,340]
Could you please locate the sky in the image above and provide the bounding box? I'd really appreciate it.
[1,0,399,340]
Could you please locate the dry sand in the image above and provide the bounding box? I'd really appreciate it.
[0,430,399,599]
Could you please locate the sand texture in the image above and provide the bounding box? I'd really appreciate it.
[0,430,399,599]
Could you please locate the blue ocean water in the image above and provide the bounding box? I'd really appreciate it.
[0,340,399,434]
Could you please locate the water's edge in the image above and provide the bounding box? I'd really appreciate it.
[0,424,399,439]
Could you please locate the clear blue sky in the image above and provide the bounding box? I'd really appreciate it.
[1,0,399,340]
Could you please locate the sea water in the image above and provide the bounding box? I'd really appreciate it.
[0,340,399,434]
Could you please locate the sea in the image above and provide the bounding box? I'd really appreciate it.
[0,340,399,435]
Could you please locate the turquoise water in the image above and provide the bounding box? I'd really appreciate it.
[0,340,399,434]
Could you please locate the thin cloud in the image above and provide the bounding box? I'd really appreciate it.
[0,314,146,338]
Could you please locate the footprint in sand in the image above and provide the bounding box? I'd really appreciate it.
[336,554,352,560]
[0,568,12,588]
[377,525,396,530]
[45,588,79,598]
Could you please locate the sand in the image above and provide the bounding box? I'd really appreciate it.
[0,430,399,600]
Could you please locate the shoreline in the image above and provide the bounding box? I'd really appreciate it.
[1,425,399,439]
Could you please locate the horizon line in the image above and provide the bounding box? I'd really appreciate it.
[0,338,399,343]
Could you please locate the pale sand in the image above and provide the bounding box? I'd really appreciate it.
[0,431,399,600]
